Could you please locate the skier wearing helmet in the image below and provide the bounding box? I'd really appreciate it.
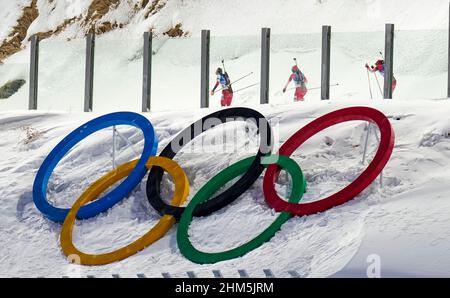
[211,67,233,106]
[365,59,397,93]
[283,65,308,101]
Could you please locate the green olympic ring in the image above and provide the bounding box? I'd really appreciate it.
[177,154,306,264]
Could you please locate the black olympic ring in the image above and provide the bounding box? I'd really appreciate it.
[146,107,273,220]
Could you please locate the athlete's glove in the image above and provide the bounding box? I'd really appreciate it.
[210,90,215,96]
[282,88,286,93]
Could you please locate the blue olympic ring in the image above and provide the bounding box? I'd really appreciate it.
[32,112,158,222]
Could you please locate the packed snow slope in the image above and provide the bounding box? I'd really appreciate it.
[0,98,449,278]
[1,0,450,278]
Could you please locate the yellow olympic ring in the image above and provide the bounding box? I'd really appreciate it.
[60,156,189,265]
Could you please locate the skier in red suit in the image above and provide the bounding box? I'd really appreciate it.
[211,67,233,106]
[283,65,308,101]
[365,59,397,93]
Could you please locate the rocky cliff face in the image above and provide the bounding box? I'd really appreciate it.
[1,0,448,63]
[0,0,187,62]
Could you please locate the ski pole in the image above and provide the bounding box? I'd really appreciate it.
[282,83,339,93]
[221,59,226,73]
[366,67,373,99]
[233,83,259,94]
[228,72,253,86]
[274,84,339,96]
[307,83,339,91]
[373,72,383,97]
[214,72,253,93]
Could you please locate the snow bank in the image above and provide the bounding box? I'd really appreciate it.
[0,98,449,277]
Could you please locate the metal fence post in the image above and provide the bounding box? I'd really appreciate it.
[29,35,39,110]
[384,24,394,99]
[84,33,95,112]
[321,25,331,100]
[200,29,210,108]
[142,31,152,112]
[260,27,270,104]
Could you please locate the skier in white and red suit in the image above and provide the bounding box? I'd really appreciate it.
[365,59,397,93]
[283,65,308,101]
[211,67,233,106]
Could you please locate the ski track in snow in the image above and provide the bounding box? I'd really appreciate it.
[0,99,449,277]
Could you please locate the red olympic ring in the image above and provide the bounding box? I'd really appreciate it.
[263,106,395,216]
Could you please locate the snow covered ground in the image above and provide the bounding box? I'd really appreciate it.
[0,0,450,278]
[0,98,449,278]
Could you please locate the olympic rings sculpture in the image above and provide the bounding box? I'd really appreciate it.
[32,106,395,265]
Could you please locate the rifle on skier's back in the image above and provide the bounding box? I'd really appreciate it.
[222,59,233,92]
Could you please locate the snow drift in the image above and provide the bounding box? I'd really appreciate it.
[0,98,449,277]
